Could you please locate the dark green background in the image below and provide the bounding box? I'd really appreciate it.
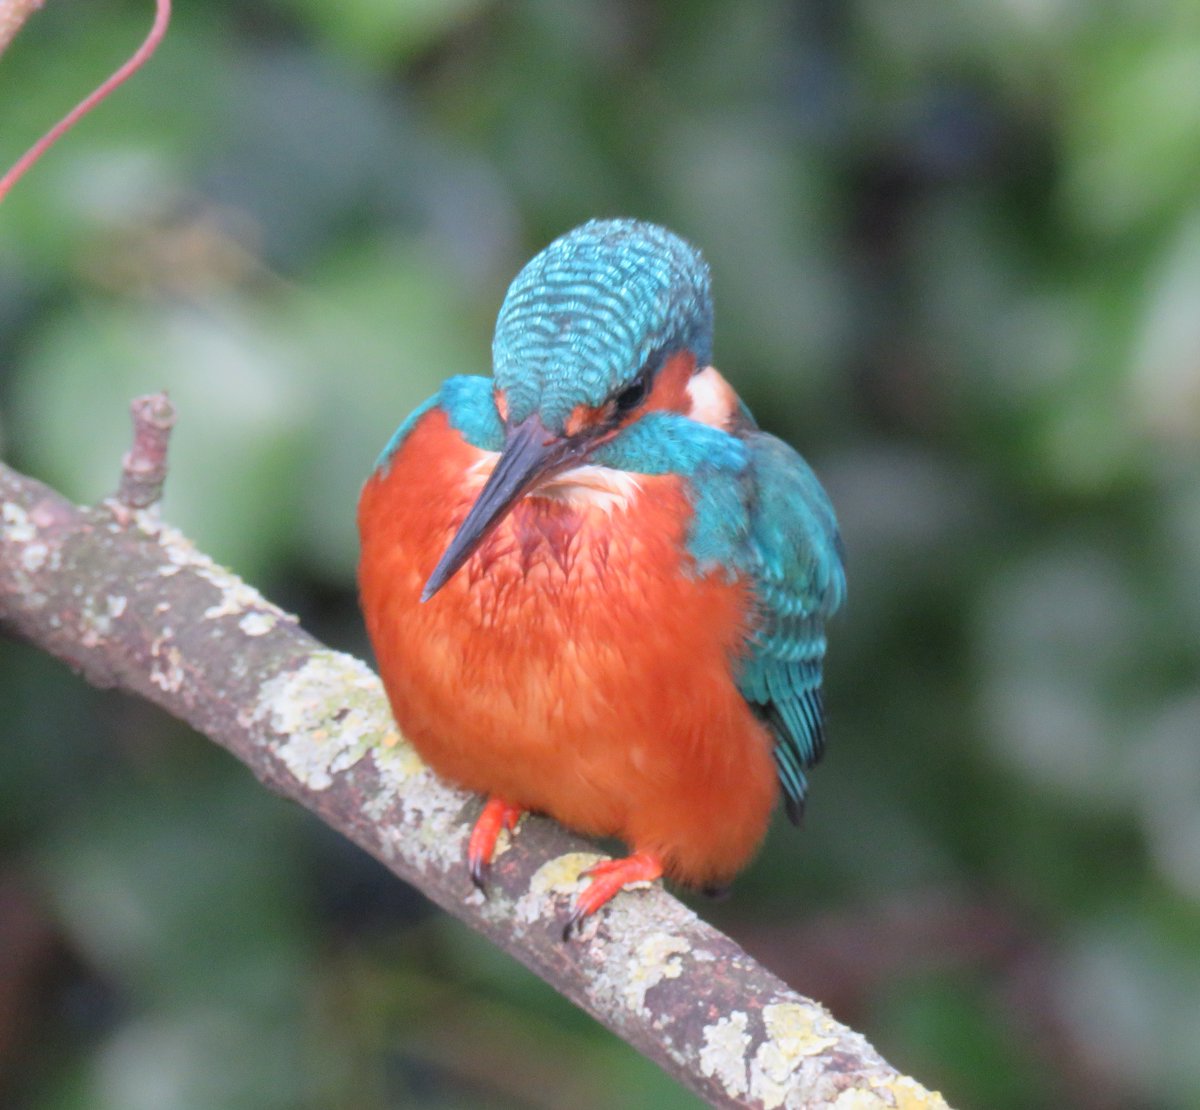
[2,2,1199,1107]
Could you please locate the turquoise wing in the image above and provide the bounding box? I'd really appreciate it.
[734,432,846,824]
[373,375,503,472]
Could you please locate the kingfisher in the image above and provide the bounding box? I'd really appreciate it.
[358,219,845,937]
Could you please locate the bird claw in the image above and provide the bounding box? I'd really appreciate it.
[466,797,523,897]
[469,855,490,896]
[559,851,664,942]
[562,907,586,942]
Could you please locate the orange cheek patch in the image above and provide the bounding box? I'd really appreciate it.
[565,402,613,437]
[493,388,509,422]
[553,351,700,437]
[644,351,696,415]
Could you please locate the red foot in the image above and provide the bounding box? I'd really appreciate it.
[564,851,663,940]
[467,797,523,893]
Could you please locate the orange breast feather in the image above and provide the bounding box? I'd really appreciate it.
[357,407,779,885]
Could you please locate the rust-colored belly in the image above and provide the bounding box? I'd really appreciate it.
[357,408,778,884]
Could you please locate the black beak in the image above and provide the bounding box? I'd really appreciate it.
[422,414,581,601]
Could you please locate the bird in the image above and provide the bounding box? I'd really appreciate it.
[357,218,845,938]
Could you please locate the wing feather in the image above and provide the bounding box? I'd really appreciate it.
[734,432,845,824]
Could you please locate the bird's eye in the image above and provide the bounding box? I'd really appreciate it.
[614,379,647,414]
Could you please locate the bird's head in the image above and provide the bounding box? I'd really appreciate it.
[423,218,714,600]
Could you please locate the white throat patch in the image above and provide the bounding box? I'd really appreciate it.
[537,465,642,515]
[465,452,641,515]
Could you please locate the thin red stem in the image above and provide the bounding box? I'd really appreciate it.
[0,0,171,203]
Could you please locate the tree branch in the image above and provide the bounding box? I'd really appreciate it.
[0,425,951,1108]
[0,0,43,59]
[114,392,176,511]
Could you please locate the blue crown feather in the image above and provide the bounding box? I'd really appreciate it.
[492,219,713,431]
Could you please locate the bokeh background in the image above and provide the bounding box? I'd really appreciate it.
[2,2,1199,1107]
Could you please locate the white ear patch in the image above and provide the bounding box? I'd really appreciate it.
[686,366,738,429]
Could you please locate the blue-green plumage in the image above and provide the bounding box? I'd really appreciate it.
[734,434,845,822]
[373,219,844,824]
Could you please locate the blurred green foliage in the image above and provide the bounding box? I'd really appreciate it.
[2,1,1199,1107]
